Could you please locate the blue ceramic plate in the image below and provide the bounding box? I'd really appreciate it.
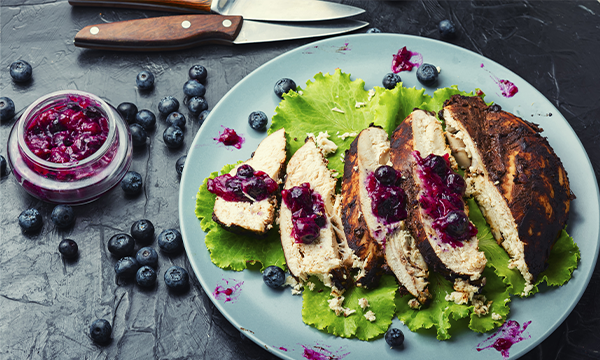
[179,34,600,360]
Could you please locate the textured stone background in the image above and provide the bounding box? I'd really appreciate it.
[1,1,599,359]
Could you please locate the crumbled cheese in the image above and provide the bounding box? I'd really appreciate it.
[472,295,492,317]
[307,282,315,291]
[355,101,367,108]
[331,107,345,114]
[408,298,421,309]
[298,90,304,95]
[328,296,345,316]
[315,131,338,156]
[364,310,376,322]
[492,313,502,321]
[358,298,370,310]
[344,308,356,317]
[367,89,376,101]
[284,276,304,295]
[340,153,345,163]
[337,132,357,140]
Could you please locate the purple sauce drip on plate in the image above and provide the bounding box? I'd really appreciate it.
[213,278,244,303]
[480,63,519,98]
[214,127,244,149]
[391,46,423,73]
[301,344,350,360]
[476,320,532,359]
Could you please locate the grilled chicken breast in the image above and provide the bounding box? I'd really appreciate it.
[442,95,574,294]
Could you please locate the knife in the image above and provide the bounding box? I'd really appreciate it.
[68,0,365,22]
[74,14,368,51]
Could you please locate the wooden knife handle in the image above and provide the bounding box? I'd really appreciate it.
[74,15,242,51]
[69,0,212,13]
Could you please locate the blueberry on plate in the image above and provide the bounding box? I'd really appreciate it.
[1,155,7,177]
[248,111,268,131]
[187,96,208,115]
[183,79,206,97]
[117,102,138,124]
[58,239,79,258]
[366,27,382,33]
[0,97,16,122]
[10,60,33,83]
[416,64,439,86]
[262,265,285,289]
[385,327,405,347]
[121,171,143,195]
[129,123,148,147]
[274,78,296,98]
[158,96,179,115]
[163,126,184,149]
[158,228,184,254]
[164,266,189,291]
[114,256,139,278]
[188,65,207,83]
[89,319,112,344]
[18,208,43,232]
[136,265,157,287]
[166,111,186,130]
[136,70,155,90]
[438,19,456,40]
[382,72,402,90]
[131,219,155,244]
[51,204,75,228]
[136,246,158,268]
[175,155,186,176]
[135,109,156,130]
[107,233,135,257]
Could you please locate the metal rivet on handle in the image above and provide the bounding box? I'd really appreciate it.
[90,26,99,35]
[182,20,191,29]
[222,19,232,28]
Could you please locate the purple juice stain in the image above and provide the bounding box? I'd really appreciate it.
[480,63,519,98]
[336,43,351,53]
[476,320,532,359]
[391,46,423,73]
[301,343,350,360]
[214,126,244,149]
[213,278,244,303]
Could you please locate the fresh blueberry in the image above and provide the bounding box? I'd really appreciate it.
[163,126,184,149]
[444,211,469,238]
[117,102,138,124]
[131,219,155,244]
[262,265,285,289]
[58,239,78,258]
[187,96,208,115]
[129,123,148,147]
[136,265,157,287]
[136,70,155,90]
[158,96,179,115]
[438,19,456,40]
[51,204,75,228]
[136,246,158,268]
[385,327,405,347]
[175,155,186,176]
[164,266,189,291]
[0,97,16,122]
[166,112,186,130]
[188,65,207,83]
[114,256,139,279]
[274,78,296,98]
[135,109,156,130]
[374,165,398,186]
[236,164,254,178]
[121,171,143,195]
[18,208,43,232]
[0,155,7,177]
[382,73,402,90]
[366,27,382,33]
[198,109,210,122]
[89,319,112,344]
[416,64,439,87]
[157,229,183,254]
[183,79,206,97]
[248,111,268,131]
[107,233,135,257]
[10,60,33,83]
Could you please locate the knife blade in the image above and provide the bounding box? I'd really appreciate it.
[74,14,368,51]
[68,0,365,22]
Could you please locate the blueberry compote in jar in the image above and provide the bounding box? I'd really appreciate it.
[7,90,132,204]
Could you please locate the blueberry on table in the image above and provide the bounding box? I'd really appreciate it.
[136,70,155,90]
[438,19,456,40]
[366,27,382,33]
[51,204,75,228]
[274,78,297,98]
[117,102,138,124]
[129,123,148,147]
[107,233,135,257]
[135,109,156,130]
[0,97,16,122]
[121,171,143,195]
[385,327,405,348]
[198,109,210,122]
[158,96,179,115]
[158,228,183,254]
[163,126,184,149]
[18,208,43,232]
[175,155,186,176]
[382,72,402,90]
[58,239,78,258]
[183,79,206,97]
[136,246,158,268]
[262,265,285,289]
[164,266,189,291]
[188,64,208,83]
[166,111,186,130]
[131,219,155,244]
[416,64,439,86]
[10,60,32,83]
[89,319,112,344]
[136,265,157,287]
[248,111,268,131]
[114,256,139,279]
[0,155,7,177]
[187,96,208,115]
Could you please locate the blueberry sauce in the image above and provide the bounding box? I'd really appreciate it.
[25,96,109,163]
[213,278,244,303]
[281,183,327,244]
[214,127,244,149]
[476,320,532,359]
[365,165,407,224]
[413,151,477,247]
[480,64,519,98]
[391,46,423,73]
[206,164,278,202]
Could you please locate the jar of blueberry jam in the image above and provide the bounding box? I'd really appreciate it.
[6,90,132,204]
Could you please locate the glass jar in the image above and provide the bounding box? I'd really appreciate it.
[6,90,132,205]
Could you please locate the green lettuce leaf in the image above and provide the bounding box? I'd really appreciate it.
[535,229,580,287]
